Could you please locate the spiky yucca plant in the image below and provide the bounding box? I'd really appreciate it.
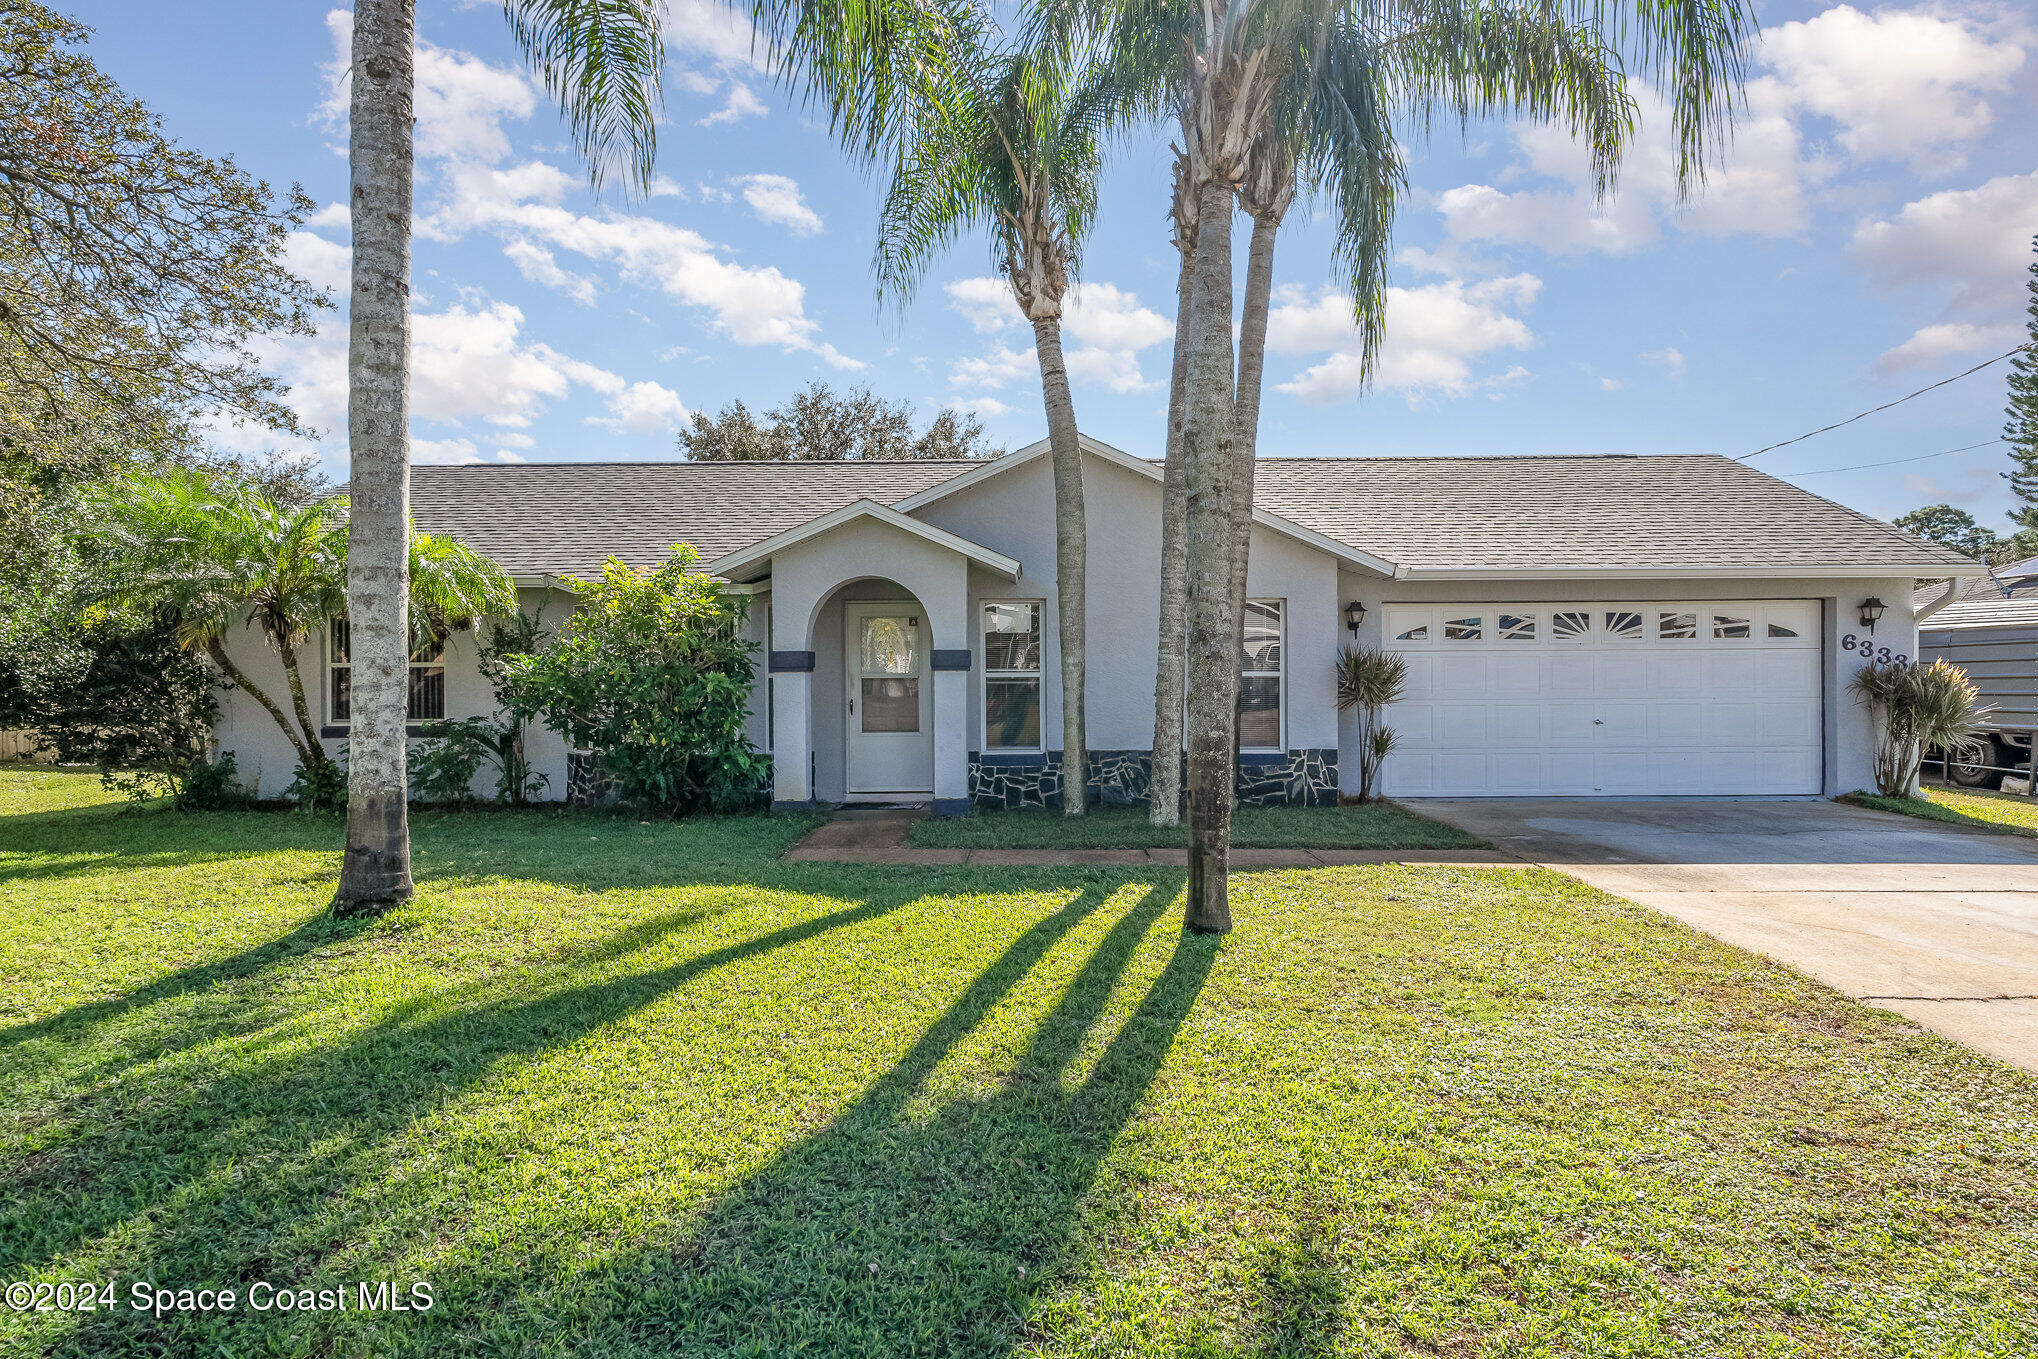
[1851,658,1991,797]
[1335,644,1406,801]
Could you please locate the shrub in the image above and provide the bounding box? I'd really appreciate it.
[502,546,767,816]
[177,752,251,810]
[0,603,219,802]
[409,716,549,804]
[284,755,348,812]
[1851,658,1990,797]
[1335,645,1407,801]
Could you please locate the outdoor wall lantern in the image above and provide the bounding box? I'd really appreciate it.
[1859,596,1886,633]
[1344,600,1367,637]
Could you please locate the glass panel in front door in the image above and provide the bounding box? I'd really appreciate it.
[861,617,917,674]
[859,616,920,733]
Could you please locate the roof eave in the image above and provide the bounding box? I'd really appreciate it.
[1397,563,1988,581]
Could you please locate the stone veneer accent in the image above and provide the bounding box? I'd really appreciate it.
[967,748,1337,810]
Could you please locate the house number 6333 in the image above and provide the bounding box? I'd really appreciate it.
[1840,634,1907,665]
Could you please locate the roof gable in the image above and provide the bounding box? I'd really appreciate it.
[704,499,1021,582]
[894,434,1401,576]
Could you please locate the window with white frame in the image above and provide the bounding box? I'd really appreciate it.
[1239,599,1283,751]
[328,619,446,724]
[982,601,1042,750]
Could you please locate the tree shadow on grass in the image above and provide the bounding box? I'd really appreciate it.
[13,876,1168,1357]
[433,877,1218,1357]
[11,873,1213,1359]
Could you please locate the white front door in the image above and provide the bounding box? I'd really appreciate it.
[844,604,934,798]
[1380,600,1824,797]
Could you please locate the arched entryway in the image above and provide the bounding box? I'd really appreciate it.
[807,577,935,802]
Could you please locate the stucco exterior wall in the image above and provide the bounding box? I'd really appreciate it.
[1334,569,1924,797]
[915,453,1346,755]
[213,584,576,800]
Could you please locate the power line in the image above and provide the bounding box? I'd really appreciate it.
[1737,344,2033,462]
[1784,437,2007,477]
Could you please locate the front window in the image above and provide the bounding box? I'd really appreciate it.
[982,602,1042,750]
[1240,599,1284,751]
[329,619,446,723]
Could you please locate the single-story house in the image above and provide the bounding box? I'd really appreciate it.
[211,437,1982,810]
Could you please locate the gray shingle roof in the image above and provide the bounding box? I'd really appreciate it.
[1249,454,1975,571]
[409,460,974,578]
[405,452,1974,578]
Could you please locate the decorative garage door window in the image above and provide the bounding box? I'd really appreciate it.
[1375,601,1823,797]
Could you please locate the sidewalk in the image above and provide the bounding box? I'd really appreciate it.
[784,811,1515,868]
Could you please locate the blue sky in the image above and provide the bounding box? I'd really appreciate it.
[77,0,2038,528]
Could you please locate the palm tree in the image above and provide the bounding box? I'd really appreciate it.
[874,31,1120,815]
[1147,150,1196,827]
[338,0,968,910]
[1081,0,1750,929]
[79,469,513,782]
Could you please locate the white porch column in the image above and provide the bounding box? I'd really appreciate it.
[932,664,970,814]
[770,663,814,808]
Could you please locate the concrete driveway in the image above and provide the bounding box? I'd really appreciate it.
[1416,798,2038,1073]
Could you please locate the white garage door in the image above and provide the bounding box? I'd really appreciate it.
[1380,601,1824,797]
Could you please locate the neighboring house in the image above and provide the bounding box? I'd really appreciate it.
[211,438,1981,809]
[1916,558,2038,786]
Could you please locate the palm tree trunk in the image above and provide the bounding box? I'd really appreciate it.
[1030,313,1087,816]
[1225,208,1283,709]
[1149,203,1196,828]
[273,632,331,768]
[1182,176,1242,934]
[334,0,417,917]
[207,639,313,768]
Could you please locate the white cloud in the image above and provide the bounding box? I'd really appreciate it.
[413,436,483,464]
[256,298,637,445]
[958,395,1013,418]
[501,240,599,305]
[1874,321,2023,374]
[1434,82,1817,255]
[945,277,1013,333]
[1271,274,1541,404]
[1643,347,1687,377]
[284,230,351,294]
[944,278,1173,392]
[305,202,350,233]
[322,11,536,164]
[591,380,691,432]
[735,173,823,235]
[952,344,1035,389]
[1852,170,2038,315]
[698,84,767,127]
[1761,4,2026,169]
[667,0,770,72]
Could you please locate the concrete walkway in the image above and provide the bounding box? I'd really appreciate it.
[1416,798,2038,1074]
[783,810,1514,869]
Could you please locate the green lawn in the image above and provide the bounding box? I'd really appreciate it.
[1844,782,2038,837]
[910,800,1487,850]
[4,768,2035,1358]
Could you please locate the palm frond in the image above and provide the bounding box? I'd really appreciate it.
[502,0,667,192]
